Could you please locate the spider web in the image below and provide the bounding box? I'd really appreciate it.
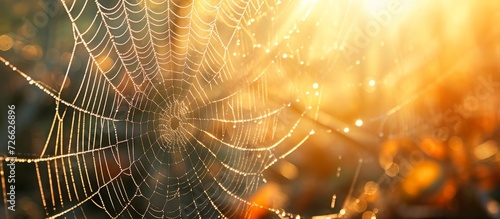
[5,0,500,218]
[0,0,330,218]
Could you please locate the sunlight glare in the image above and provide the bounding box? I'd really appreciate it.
[364,0,388,11]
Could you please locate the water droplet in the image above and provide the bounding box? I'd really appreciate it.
[331,195,337,208]
[312,83,319,89]
[343,127,349,133]
[12,67,17,71]
[4,61,9,65]
[355,119,363,127]
[340,209,346,215]
[368,80,376,87]
[282,53,288,59]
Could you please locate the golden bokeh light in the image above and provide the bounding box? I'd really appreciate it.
[362,211,376,219]
[21,45,43,60]
[95,56,114,73]
[0,35,13,51]
[419,137,446,160]
[1,0,500,218]
[474,140,499,161]
[278,160,299,180]
[384,162,399,177]
[402,161,442,198]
